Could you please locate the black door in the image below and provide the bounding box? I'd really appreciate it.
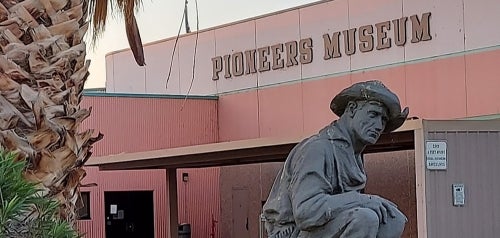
[105,191,154,238]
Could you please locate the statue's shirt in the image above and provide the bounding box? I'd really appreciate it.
[263,121,367,236]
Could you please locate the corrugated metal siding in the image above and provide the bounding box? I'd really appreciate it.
[76,166,103,237]
[76,172,101,238]
[77,167,169,238]
[76,96,219,238]
[177,168,221,238]
[425,131,500,238]
[80,96,218,156]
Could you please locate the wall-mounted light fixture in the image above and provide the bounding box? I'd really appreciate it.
[182,173,189,182]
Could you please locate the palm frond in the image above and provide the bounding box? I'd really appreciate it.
[88,0,145,66]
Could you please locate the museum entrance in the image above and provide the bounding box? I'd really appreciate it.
[104,191,154,238]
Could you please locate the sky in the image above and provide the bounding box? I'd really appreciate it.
[84,0,319,89]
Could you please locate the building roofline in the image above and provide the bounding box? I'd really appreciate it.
[82,91,218,100]
[105,0,327,56]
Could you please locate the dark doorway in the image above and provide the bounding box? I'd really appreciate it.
[105,191,154,238]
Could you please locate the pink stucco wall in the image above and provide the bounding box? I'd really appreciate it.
[218,49,500,141]
[99,0,500,140]
[104,0,500,97]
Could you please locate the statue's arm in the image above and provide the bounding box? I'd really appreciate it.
[289,141,367,231]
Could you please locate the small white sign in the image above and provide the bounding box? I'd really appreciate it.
[110,204,118,214]
[426,141,447,170]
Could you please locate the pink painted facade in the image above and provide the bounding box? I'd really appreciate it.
[76,95,219,237]
[79,95,218,156]
[102,0,500,138]
[81,0,500,237]
[77,167,169,237]
[219,50,500,142]
[176,167,221,238]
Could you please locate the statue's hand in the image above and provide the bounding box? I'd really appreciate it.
[360,195,398,224]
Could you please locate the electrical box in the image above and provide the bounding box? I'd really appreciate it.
[452,184,465,206]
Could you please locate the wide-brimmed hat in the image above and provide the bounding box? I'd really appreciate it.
[330,80,409,132]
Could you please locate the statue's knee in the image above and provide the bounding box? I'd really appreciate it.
[350,208,379,228]
[394,210,407,227]
[378,209,406,238]
[317,208,379,236]
[392,209,406,229]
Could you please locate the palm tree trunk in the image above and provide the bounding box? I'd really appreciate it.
[0,0,102,225]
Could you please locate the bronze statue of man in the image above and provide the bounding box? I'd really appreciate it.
[263,80,409,238]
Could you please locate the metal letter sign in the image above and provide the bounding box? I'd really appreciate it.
[426,141,447,170]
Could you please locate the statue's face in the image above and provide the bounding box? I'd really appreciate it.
[350,101,389,145]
